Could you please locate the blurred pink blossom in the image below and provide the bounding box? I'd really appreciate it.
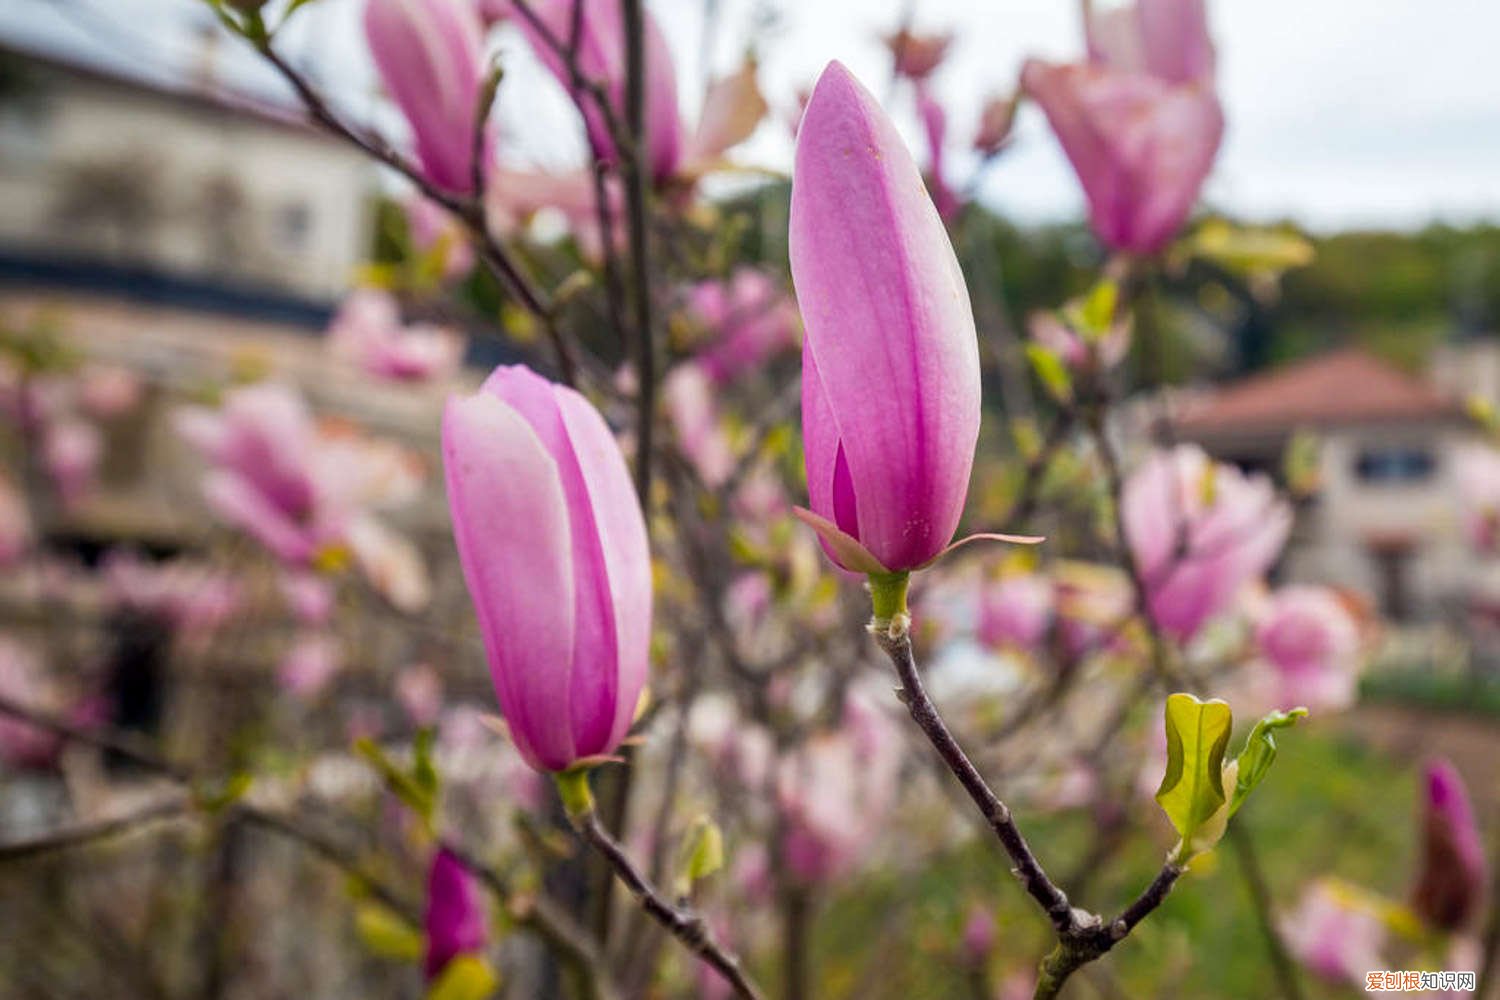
[43,419,102,508]
[1123,445,1290,642]
[914,85,960,222]
[279,570,335,626]
[884,28,952,82]
[1023,0,1222,253]
[397,663,444,728]
[327,289,466,383]
[977,573,1054,652]
[961,902,997,965]
[778,686,902,884]
[1281,879,1388,986]
[662,363,734,488]
[1455,443,1500,552]
[684,269,799,384]
[278,632,344,700]
[78,365,144,420]
[0,640,64,768]
[1252,585,1361,713]
[1029,309,1131,374]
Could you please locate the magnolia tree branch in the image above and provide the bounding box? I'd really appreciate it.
[0,695,614,994]
[1227,821,1306,1000]
[0,799,189,863]
[243,34,581,385]
[557,783,763,1000]
[620,0,659,507]
[870,627,1184,999]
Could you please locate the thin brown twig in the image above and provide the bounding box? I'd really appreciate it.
[871,627,1184,999]
[574,810,764,1000]
[0,799,189,863]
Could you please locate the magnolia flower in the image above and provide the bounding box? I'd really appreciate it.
[974,93,1018,156]
[0,639,65,768]
[102,550,244,634]
[443,365,651,771]
[791,62,981,573]
[1023,0,1222,253]
[176,383,347,565]
[364,0,492,193]
[961,902,998,965]
[1252,586,1361,713]
[778,686,902,883]
[884,28,952,81]
[277,632,343,700]
[424,847,488,981]
[915,85,960,221]
[1029,309,1130,374]
[1412,759,1488,933]
[662,363,734,488]
[279,570,335,627]
[78,365,144,420]
[684,269,800,384]
[327,289,466,384]
[1122,445,1291,642]
[43,418,102,508]
[1281,879,1389,986]
[396,663,444,728]
[485,167,623,259]
[977,573,1054,652]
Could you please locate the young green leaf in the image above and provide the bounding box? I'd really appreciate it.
[354,902,424,962]
[426,955,500,1000]
[356,737,436,823]
[673,815,725,898]
[1154,693,1234,860]
[1024,343,1074,404]
[1228,706,1308,817]
[1077,280,1119,336]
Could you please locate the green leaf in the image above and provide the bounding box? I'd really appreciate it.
[1186,218,1315,277]
[1077,280,1118,336]
[193,772,253,815]
[673,815,725,898]
[1154,693,1233,861]
[413,727,440,803]
[1228,706,1308,818]
[1281,430,1322,498]
[1024,343,1074,404]
[426,955,499,1000]
[354,902,424,962]
[356,738,435,823]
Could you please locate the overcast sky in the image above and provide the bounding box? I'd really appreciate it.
[5,0,1499,232]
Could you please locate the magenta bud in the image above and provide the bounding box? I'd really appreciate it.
[1412,759,1488,932]
[424,847,487,980]
[442,365,651,772]
[790,62,980,573]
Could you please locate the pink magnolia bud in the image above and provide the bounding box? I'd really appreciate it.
[516,0,682,183]
[914,84,960,222]
[973,93,1017,156]
[364,0,492,194]
[1412,759,1488,932]
[791,62,980,573]
[442,365,650,772]
[1024,0,1221,254]
[424,847,488,980]
[1253,586,1361,713]
[327,289,466,384]
[884,28,952,82]
[1122,445,1290,642]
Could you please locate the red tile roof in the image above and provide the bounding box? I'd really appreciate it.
[1175,347,1461,436]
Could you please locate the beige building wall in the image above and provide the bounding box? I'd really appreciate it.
[0,56,371,300]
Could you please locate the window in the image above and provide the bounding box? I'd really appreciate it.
[275,201,312,252]
[1354,446,1435,484]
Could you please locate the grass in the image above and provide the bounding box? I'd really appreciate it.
[799,726,1417,999]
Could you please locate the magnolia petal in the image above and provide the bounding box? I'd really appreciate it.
[791,506,888,576]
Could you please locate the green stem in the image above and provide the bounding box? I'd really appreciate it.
[868,571,911,626]
[554,767,596,824]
